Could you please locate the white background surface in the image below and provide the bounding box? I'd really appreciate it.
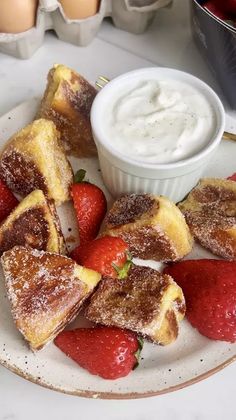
[0,0,235,418]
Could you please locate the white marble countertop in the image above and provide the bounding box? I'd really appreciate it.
[0,0,236,418]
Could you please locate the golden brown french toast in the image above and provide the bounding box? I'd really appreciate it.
[179,178,236,259]
[0,118,73,205]
[0,190,66,255]
[38,64,97,157]
[86,265,185,345]
[1,246,101,351]
[104,194,193,262]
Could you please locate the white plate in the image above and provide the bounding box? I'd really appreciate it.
[0,99,236,399]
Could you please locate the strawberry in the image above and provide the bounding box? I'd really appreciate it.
[222,0,236,14]
[0,178,18,224]
[70,235,131,278]
[164,260,236,342]
[204,1,228,19]
[204,0,236,17]
[70,170,107,245]
[227,172,236,181]
[54,326,143,380]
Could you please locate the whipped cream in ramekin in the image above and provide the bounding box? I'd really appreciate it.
[91,68,225,202]
[105,79,216,164]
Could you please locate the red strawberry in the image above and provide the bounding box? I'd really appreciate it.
[204,1,228,19]
[54,326,143,380]
[70,170,107,245]
[0,178,18,224]
[164,260,236,342]
[205,0,236,16]
[222,0,236,14]
[227,172,236,181]
[70,236,131,278]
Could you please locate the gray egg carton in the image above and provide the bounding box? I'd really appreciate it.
[0,0,172,59]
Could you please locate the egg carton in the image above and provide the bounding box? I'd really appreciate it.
[0,0,172,59]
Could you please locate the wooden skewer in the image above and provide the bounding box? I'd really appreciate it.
[222,131,236,142]
[95,81,104,89]
[99,76,110,83]
[95,76,110,90]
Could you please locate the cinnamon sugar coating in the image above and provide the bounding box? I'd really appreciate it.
[179,178,236,260]
[1,246,101,351]
[86,265,185,345]
[0,207,49,254]
[104,193,193,262]
[0,190,66,256]
[0,119,73,205]
[0,150,48,197]
[38,64,97,157]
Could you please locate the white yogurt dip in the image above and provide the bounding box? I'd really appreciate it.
[105,79,216,164]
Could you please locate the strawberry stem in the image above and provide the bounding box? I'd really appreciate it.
[133,337,144,370]
[74,169,86,183]
[112,258,133,279]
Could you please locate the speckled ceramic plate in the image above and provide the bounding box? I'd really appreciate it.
[0,99,236,399]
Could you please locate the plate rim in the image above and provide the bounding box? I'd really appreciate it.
[0,98,236,399]
[1,353,236,399]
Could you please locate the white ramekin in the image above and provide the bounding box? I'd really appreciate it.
[91,67,225,202]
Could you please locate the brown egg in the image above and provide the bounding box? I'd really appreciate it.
[0,0,38,33]
[59,0,100,19]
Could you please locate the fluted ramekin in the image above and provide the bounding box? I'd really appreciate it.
[91,68,225,202]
